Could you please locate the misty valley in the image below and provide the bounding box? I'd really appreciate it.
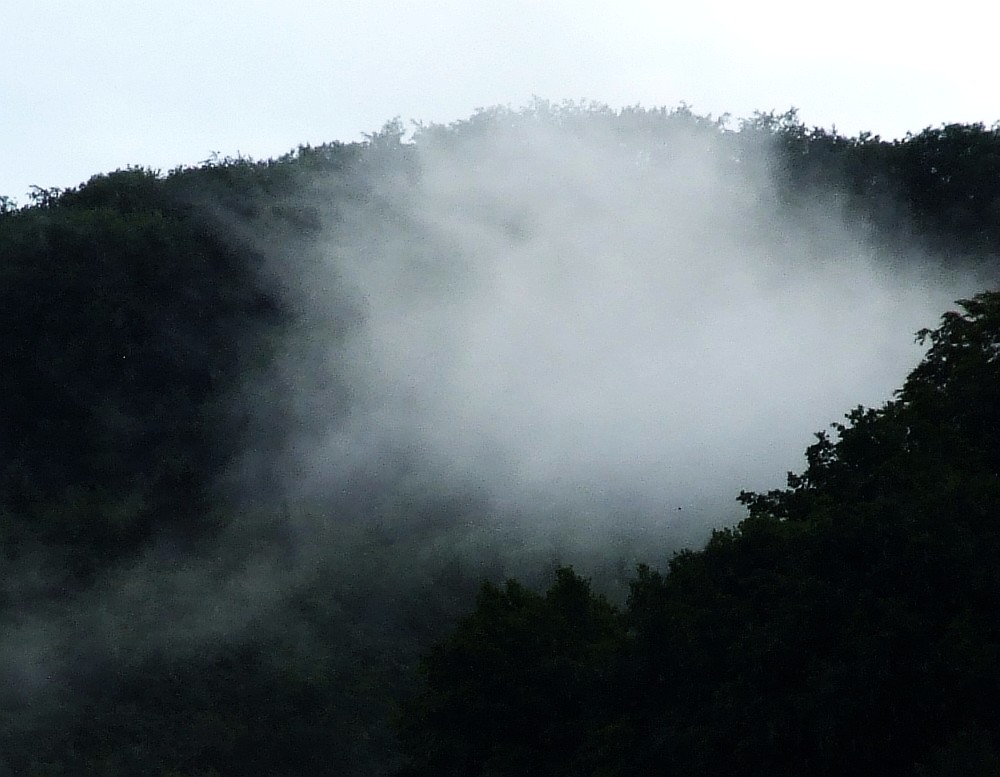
[2,103,1000,775]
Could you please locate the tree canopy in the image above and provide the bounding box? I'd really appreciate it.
[398,292,1000,775]
[3,103,1000,775]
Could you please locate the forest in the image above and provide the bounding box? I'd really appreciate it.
[2,103,1000,775]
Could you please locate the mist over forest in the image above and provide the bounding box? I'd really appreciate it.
[3,102,1000,775]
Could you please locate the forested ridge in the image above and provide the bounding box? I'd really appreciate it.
[2,104,1000,775]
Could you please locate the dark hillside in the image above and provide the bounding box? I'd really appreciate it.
[400,291,1000,776]
[1,105,999,775]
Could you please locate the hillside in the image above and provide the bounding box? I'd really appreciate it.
[2,104,999,775]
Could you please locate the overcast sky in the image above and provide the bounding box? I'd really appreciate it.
[2,0,997,201]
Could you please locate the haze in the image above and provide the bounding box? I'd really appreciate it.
[264,107,972,552]
[0,106,982,737]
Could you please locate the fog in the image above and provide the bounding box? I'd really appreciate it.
[269,107,968,552]
[0,106,980,750]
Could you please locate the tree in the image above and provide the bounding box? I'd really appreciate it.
[398,567,629,776]
[401,293,1000,776]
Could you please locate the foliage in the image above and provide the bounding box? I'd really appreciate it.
[398,568,629,776]
[0,168,287,576]
[3,105,1000,775]
[398,293,1000,775]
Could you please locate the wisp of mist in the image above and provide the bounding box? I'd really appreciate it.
[280,108,967,552]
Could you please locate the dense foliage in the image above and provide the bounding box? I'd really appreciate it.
[399,291,1000,775]
[2,103,1000,774]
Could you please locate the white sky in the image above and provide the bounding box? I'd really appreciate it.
[2,0,997,201]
